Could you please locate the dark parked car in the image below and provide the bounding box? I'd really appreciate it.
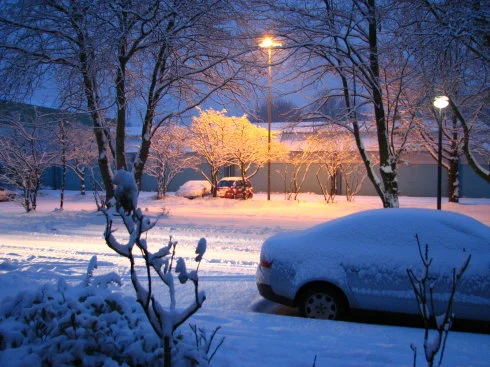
[216,177,253,199]
[256,208,490,321]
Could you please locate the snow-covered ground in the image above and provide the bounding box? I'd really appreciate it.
[0,191,489,366]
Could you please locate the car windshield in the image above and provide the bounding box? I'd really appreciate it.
[217,180,234,188]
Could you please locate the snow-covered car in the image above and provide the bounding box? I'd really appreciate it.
[175,180,211,199]
[216,177,253,199]
[0,186,17,202]
[256,208,490,321]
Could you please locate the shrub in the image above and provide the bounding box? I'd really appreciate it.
[0,260,162,366]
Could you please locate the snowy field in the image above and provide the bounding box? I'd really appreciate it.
[0,190,489,366]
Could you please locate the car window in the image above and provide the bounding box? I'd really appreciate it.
[217,180,234,188]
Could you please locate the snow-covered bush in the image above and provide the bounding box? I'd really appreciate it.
[0,257,162,366]
[0,254,221,367]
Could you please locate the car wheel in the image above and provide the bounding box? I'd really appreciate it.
[298,285,347,320]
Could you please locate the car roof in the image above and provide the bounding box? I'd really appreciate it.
[218,177,247,181]
[262,208,489,270]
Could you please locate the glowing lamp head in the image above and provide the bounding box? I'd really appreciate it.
[259,36,281,48]
[433,96,449,109]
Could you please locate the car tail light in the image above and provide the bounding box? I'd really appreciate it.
[260,260,273,268]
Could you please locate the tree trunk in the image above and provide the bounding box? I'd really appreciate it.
[60,162,66,210]
[79,45,114,200]
[211,168,219,197]
[340,72,385,205]
[164,335,171,367]
[367,0,399,208]
[448,121,460,203]
[115,60,128,171]
[133,18,175,188]
[80,169,86,195]
[157,174,165,200]
[449,98,490,184]
[448,156,459,203]
[60,121,67,210]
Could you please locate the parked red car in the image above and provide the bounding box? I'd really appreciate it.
[216,177,253,199]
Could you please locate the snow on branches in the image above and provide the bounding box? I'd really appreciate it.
[103,169,210,366]
[407,235,471,367]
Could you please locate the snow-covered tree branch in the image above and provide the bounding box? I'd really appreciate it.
[407,235,471,367]
[103,169,208,366]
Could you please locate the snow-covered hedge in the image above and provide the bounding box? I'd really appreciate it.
[0,259,219,367]
[0,270,163,366]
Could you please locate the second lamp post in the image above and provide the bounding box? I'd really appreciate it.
[433,95,449,210]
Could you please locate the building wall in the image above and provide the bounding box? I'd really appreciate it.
[42,161,490,199]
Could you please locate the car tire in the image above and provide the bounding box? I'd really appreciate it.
[298,285,347,320]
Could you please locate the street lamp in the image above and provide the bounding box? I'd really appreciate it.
[433,95,449,210]
[259,36,281,201]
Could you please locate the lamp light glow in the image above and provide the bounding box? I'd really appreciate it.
[433,96,449,109]
[259,36,282,48]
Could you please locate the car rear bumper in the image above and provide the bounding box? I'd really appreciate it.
[256,264,296,307]
[257,283,295,307]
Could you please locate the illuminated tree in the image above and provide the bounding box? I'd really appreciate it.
[226,113,288,198]
[188,108,288,197]
[187,109,231,196]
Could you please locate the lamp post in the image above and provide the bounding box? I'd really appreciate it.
[259,36,281,201]
[433,95,449,210]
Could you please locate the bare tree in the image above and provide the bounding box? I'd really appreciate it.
[188,108,289,198]
[0,0,250,199]
[397,0,490,186]
[0,112,57,212]
[146,123,194,199]
[0,0,116,198]
[65,122,100,195]
[251,0,422,208]
[341,160,372,202]
[309,127,358,203]
[282,136,316,201]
